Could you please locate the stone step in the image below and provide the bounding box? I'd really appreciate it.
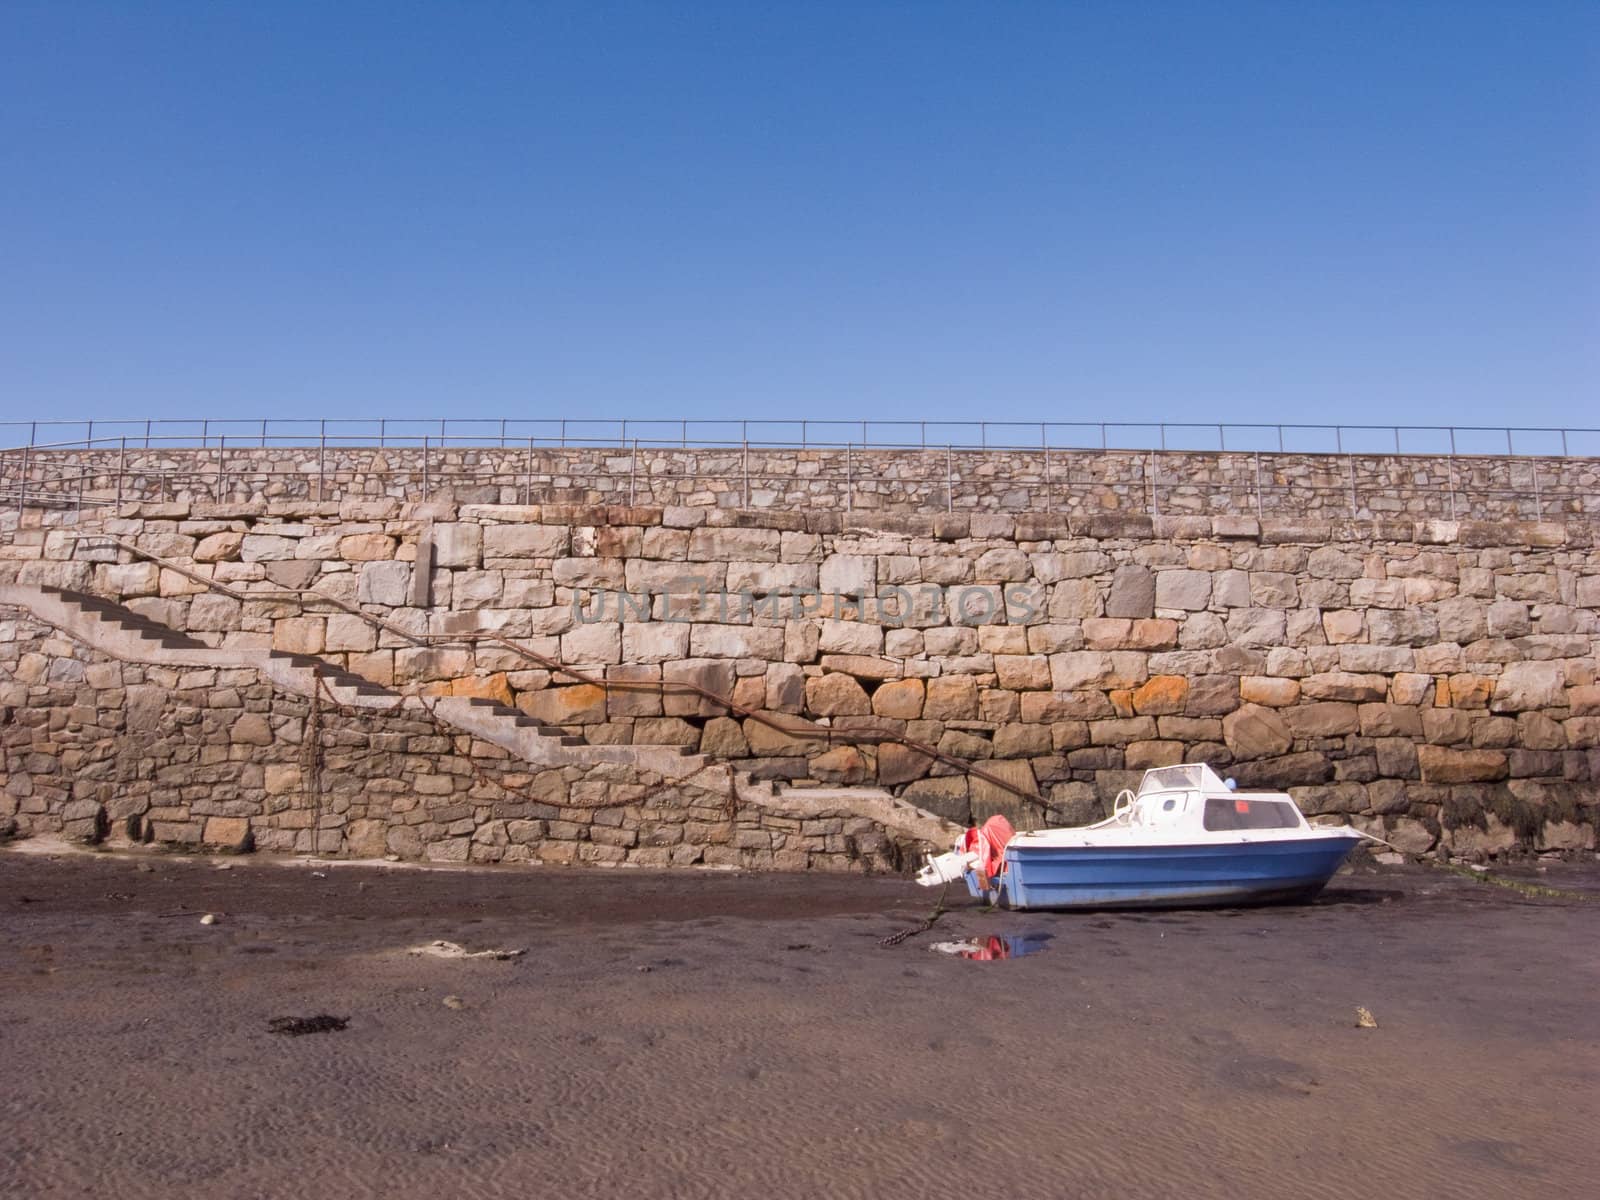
[13,582,959,848]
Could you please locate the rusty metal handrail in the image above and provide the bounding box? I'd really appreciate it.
[72,535,1047,809]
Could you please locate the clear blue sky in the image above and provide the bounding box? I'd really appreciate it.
[2,1,1595,439]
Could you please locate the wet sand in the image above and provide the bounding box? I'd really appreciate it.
[3,848,1597,1199]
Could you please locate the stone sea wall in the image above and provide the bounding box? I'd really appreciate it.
[5,444,1596,520]
[3,497,1598,861]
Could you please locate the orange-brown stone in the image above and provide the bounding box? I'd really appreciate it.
[1132,675,1189,715]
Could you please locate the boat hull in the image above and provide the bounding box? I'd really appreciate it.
[982,835,1361,911]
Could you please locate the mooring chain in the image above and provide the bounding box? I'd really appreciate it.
[879,880,950,947]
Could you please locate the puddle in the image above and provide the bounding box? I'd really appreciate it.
[928,934,1053,961]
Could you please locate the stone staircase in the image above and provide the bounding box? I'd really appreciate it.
[0,583,959,855]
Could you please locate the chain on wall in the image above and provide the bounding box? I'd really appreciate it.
[301,668,324,853]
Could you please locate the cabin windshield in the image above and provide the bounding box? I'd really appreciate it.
[1137,764,1228,795]
[1202,797,1302,831]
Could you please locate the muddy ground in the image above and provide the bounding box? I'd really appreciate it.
[2,847,1597,1199]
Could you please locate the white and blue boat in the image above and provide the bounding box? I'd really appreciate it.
[917,764,1368,910]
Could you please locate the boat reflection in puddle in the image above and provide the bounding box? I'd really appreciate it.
[928,933,1052,961]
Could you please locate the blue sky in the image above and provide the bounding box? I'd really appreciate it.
[2,1,1595,439]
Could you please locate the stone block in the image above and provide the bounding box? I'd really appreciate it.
[691,624,784,660]
[561,622,622,665]
[485,524,570,559]
[432,523,482,568]
[1222,704,1293,758]
[1049,651,1148,691]
[662,660,737,716]
[1249,572,1298,608]
[1131,675,1188,715]
[872,678,925,719]
[805,673,870,716]
[818,619,884,656]
[339,533,396,562]
[325,614,378,652]
[1240,676,1299,707]
[1490,661,1564,712]
[272,617,325,655]
[765,663,806,712]
[1282,702,1359,737]
[1226,608,1286,647]
[1105,564,1155,618]
[193,531,244,562]
[974,548,1031,582]
[688,527,782,562]
[622,622,690,664]
[1417,745,1508,784]
[188,593,243,632]
[1300,672,1387,702]
[819,554,875,596]
[925,676,979,720]
[520,683,608,725]
[357,561,411,606]
[1048,579,1103,619]
[1185,675,1240,716]
[202,816,252,850]
[1155,569,1211,611]
[1125,740,1185,769]
[1358,703,1422,738]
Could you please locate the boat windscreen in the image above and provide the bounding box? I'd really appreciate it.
[1138,764,1227,795]
[1202,798,1302,831]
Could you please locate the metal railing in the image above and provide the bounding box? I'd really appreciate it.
[3,417,1598,457]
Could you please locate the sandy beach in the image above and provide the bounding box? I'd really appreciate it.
[3,848,1597,1200]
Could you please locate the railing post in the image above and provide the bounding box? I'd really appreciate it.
[1253,451,1263,519]
[1447,456,1457,521]
[18,444,28,514]
[1044,442,1052,514]
[318,419,326,501]
[1148,452,1159,516]
[1506,428,1514,455]
[423,435,430,499]
[219,436,227,501]
[1531,460,1542,519]
[1347,454,1357,517]
[379,418,386,449]
[116,437,125,507]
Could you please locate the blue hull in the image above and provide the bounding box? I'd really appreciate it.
[971,836,1360,911]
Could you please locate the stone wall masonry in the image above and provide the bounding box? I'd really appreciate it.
[2,500,1598,860]
[0,613,910,871]
[6,445,1597,521]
